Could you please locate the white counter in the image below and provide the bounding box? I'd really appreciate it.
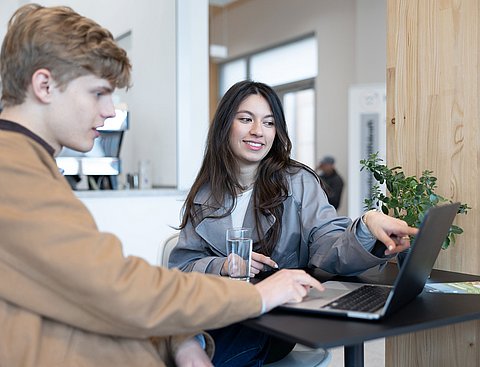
[76,189,187,265]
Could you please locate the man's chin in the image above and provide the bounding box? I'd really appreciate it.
[69,144,94,154]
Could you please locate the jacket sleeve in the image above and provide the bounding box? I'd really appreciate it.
[0,142,262,340]
[169,219,227,275]
[292,170,392,275]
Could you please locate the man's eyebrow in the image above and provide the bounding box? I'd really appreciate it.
[101,86,114,93]
[94,85,114,94]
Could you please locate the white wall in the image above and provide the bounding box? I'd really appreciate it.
[210,0,386,215]
[79,192,185,265]
[356,0,387,84]
[176,0,210,190]
[0,1,20,41]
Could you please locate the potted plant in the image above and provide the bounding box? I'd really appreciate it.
[360,152,470,253]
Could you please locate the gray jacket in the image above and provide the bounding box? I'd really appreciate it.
[169,167,391,276]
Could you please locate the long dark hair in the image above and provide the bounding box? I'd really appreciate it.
[180,80,314,255]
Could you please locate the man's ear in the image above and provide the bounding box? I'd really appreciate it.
[31,69,55,103]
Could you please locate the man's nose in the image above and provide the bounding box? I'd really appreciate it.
[102,98,116,119]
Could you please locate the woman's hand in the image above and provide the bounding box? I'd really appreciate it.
[363,210,419,255]
[221,251,278,277]
[250,251,278,278]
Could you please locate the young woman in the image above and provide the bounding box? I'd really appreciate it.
[169,80,417,366]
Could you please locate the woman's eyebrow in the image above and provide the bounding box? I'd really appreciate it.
[235,110,253,115]
[235,110,274,119]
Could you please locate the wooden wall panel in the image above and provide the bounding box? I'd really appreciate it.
[386,0,480,365]
[385,320,480,367]
[387,0,479,274]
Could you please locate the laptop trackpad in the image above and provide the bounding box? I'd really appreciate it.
[290,281,363,308]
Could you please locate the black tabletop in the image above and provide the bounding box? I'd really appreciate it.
[244,263,480,348]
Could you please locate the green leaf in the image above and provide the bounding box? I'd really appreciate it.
[442,237,450,250]
[359,151,470,251]
[373,172,383,182]
[449,225,463,235]
[429,194,439,204]
[381,205,389,214]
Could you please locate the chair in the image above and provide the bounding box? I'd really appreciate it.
[157,232,331,366]
[157,232,180,267]
[264,344,331,367]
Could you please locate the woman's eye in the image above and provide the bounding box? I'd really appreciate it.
[263,120,275,127]
[239,117,252,123]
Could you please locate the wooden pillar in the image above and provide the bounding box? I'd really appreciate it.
[386,0,480,365]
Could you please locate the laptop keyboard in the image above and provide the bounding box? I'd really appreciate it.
[324,285,392,313]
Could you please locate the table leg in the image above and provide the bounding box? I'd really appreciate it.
[344,343,364,367]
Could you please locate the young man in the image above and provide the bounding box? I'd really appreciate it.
[0,4,324,366]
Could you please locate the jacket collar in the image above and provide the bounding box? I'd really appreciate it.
[193,170,295,206]
[0,119,55,157]
[193,182,290,253]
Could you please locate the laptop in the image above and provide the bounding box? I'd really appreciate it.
[280,202,460,320]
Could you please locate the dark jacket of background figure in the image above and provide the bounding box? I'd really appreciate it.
[319,169,344,209]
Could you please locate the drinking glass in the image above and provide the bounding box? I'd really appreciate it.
[226,228,253,281]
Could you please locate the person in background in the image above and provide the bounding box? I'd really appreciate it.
[169,80,418,366]
[0,5,323,367]
[316,155,344,210]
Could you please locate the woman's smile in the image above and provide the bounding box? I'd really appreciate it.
[243,140,264,151]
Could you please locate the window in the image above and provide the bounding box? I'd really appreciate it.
[218,35,317,168]
[282,86,315,168]
[219,36,317,95]
[250,37,317,87]
[219,59,247,97]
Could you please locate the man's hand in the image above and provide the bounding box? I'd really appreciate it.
[174,337,213,367]
[254,269,324,313]
[363,210,419,255]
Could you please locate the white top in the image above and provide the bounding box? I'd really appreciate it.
[231,188,253,228]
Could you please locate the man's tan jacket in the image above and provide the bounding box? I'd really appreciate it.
[0,123,262,366]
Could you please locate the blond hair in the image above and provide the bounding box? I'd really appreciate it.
[0,4,131,107]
